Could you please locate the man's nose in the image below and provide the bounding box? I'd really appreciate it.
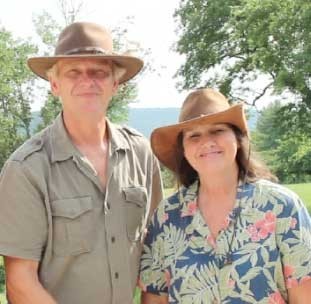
[79,71,96,83]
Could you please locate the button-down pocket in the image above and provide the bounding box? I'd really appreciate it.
[123,187,147,241]
[51,196,94,256]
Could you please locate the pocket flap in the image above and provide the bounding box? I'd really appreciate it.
[122,187,147,207]
[51,196,93,219]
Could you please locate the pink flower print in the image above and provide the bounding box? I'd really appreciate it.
[137,278,147,292]
[265,211,276,222]
[207,235,217,248]
[286,277,299,288]
[258,226,270,239]
[284,265,294,278]
[163,213,169,222]
[290,217,297,229]
[181,200,197,217]
[221,216,231,230]
[143,228,148,238]
[284,264,300,288]
[248,211,277,241]
[227,279,235,288]
[264,211,276,233]
[268,291,286,304]
[164,269,171,287]
[247,224,260,241]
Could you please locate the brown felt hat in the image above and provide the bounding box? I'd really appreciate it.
[151,88,248,172]
[27,22,143,84]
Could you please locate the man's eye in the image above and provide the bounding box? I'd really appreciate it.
[94,70,110,78]
[66,70,79,77]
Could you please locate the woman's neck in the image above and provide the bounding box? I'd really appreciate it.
[198,164,239,198]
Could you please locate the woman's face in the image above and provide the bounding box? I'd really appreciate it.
[182,123,239,177]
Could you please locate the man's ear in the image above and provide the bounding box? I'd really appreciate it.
[49,77,59,97]
[112,79,119,96]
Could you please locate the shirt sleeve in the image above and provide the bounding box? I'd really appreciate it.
[149,155,164,218]
[0,160,48,261]
[139,200,168,295]
[276,194,311,288]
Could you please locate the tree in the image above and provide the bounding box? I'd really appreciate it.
[253,101,311,183]
[0,28,37,169]
[33,1,142,130]
[174,0,311,107]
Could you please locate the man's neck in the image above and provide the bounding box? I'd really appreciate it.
[62,112,108,148]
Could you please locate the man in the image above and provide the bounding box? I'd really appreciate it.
[0,22,163,304]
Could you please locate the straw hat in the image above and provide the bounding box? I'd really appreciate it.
[27,22,143,84]
[151,88,248,172]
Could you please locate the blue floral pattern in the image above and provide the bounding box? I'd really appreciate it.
[139,180,311,303]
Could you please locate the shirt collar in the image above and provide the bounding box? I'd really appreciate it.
[50,113,82,163]
[50,114,130,163]
[179,180,255,217]
[106,119,130,153]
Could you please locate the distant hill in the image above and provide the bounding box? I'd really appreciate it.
[125,108,179,138]
[125,107,258,138]
[31,107,258,138]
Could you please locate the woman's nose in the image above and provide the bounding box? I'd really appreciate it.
[201,134,216,147]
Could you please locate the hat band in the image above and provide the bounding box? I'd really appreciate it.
[62,47,115,56]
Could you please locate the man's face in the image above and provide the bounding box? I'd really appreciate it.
[50,58,119,119]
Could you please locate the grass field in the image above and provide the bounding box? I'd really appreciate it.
[285,183,311,212]
[0,183,310,304]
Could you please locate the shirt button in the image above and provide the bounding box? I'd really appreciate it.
[115,272,119,279]
[111,236,115,243]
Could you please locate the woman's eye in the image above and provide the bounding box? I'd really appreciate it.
[212,128,225,134]
[188,133,200,139]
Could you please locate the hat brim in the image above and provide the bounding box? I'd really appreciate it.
[27,54,143,84]
[151,104,248,173]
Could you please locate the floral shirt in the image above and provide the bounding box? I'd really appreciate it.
[139,180,311,304]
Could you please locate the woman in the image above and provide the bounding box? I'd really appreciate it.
[139,88,311,303]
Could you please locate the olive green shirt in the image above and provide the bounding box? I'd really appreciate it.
[0,114,163,304]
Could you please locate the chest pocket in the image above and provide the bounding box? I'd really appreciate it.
[123,187,147,241]
[51,196,95,256]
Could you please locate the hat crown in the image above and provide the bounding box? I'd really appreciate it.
[55,22,113,56]
[179,88,230,122]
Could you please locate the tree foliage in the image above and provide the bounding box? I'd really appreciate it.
[0,28,37,168]
[175,0,311,106]
[253,102,311,183]
[176,0,311,183]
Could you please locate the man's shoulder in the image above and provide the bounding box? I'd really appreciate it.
[117,124,144,137]
[10,127,51,162]
[110,123,148,145]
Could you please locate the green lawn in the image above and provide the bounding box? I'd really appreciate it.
[0,256,5,303]
[285,183,311,212]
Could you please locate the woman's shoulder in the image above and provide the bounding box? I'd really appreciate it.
[251,179,304,211]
